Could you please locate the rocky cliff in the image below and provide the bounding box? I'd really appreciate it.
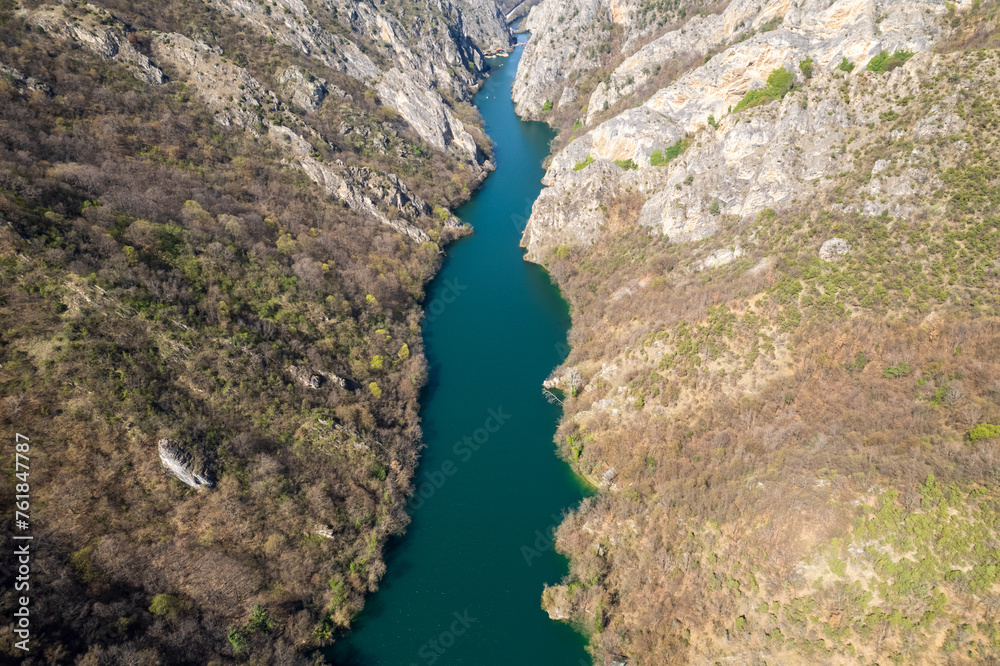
[25,0,495,165]
[455,0,517,52]
[515,0,1000,663]
[520,0,963,260]
[21,0,484,246]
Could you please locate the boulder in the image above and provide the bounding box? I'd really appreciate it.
[820,237,851,261]
[158,440,213,489]
[278,66,328,111]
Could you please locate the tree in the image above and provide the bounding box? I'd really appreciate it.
[149,593,184,616]
[566,368,584,397]
[799,58,814,79]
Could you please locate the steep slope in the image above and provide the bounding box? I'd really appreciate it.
[516,0,1000,663]
[0,0,507,662]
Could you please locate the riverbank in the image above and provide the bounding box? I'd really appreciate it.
[327,37,593,666]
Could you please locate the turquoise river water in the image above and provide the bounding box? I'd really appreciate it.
[328,39,593,666]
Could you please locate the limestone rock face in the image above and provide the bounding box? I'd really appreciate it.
[158,440,213,490]
[521,160,623,262]
[205,0,488,158]
[299,157,434,243]
[278,66,328,111]
[545,106,684,183]
[206,0,502,101]
[820,237,851,261]
[515,0,962,123]
[519,0,965,260]
[511,0,609,118]
[23,8,164,84]
[585,11,724,126]
[205,0,381,81]
[24,0,506,164]
[642,0,952,134]
[694,246,745,271]
[376,68,480,159]
[453,0,515,52]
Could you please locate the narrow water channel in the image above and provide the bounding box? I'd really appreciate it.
[328,41,593,666]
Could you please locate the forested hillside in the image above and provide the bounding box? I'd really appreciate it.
[0,0,508,661]
[516,0,1000,663]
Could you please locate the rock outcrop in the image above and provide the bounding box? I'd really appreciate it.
[158,440,213,489]
[376,68,479,158]
[820,237,851,261]
[454,0,515,52]
[23,7,164,84]
[278,66,328,112]
[511,0,609,117]
[26,0,504,164]
[0,64,54,96]
[519,0,966,260]
[204,0,497,157]
[23,3,476,243]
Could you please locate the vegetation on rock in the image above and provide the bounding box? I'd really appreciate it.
[734,67,794,112]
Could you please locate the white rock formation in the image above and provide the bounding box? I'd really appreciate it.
[23,7,164,84]
[158,440,213,490]
[376,68,479,159]
[278,66,328,112]
[820,238,851,261]
[519,0,967,260]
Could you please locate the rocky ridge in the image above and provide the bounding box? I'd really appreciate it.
[22,3,477,244]
[204,0,510,152]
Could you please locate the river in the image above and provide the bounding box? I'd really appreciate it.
[328,38,593,666]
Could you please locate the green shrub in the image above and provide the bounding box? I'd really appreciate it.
[248,604,275,634]
[541,99,554,113]
[650,138,691,166]
[838,57,856,73]
[879,110,900,123]
[614,158,638,171]
[228,627,248,654]
[799,57,814,79]
[573,155,595,171]
[883,362,911,378]
[866,50,914,73]
[709,199,721,215]
[734,68,794,112]
[329,577,348,606]
[149,593,183,616]
[968,423,1000,443]
[707,114,718,128]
